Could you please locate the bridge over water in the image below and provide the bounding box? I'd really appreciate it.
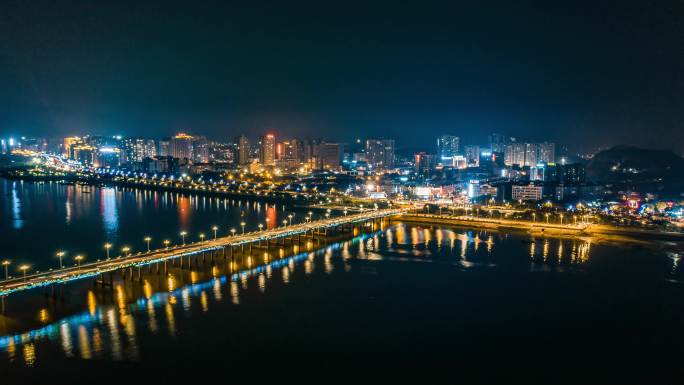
[0,209,402,297]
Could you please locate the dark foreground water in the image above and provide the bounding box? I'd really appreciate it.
[1,180,684,384]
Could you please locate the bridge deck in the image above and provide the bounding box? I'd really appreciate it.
[0,209,401,296]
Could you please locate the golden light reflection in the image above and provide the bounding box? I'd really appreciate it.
[231,281,240,304]
[200,291,209,312]
[87,290,97,316]
[486,235,494,254]
[543,239,550,261]
[165,303,176,337]
[106,309,121,360]
[258,274,266,293]
[530,239,536,259]
[22,343,36,367]
[191,271,199,284]
[92,328,103,355]
[213,278,222,301]
[78,325,92,359]
[38,308,49,323]
[147,300,158,333]
[143,280,153,299]
[167,275,176,292]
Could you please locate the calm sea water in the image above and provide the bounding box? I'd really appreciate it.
[1,179,684,383]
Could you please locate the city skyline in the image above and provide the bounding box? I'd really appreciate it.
[1,1,683,154]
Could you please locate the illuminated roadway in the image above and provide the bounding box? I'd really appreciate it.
[0,209,402,297]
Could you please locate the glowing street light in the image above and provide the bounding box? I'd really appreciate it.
[19,264,30,281]
[288,214,294,226]
[258,224,263,231]
[144,237,152,252]
[283,219,288,227]
[2,260,10,280]
[180,231,187,245]
[56,251,66,268]
[163,239,171,249]
[199,233,205,243]
[104,243,112,259]
[122,246,131,257]
[240,222,246,234]
[265,218,271,228]
[212,226,218,239]
[532,213,536,223]
[74,255,84,270]
[545,213,550,224]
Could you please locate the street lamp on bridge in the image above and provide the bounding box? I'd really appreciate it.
[212,226,218,239]
[199,233,205,242]
[288,214,294,226]
[230,228,236,237]
[19,264,29,281]
[180,231,187,245]
[240,222,246,234]
[104,243,112,260]
[163,239,171,249]
[2,260,10,280]
[144,237,152,252]
[258,224,263,231]
[74,255,84,270]
[56,251,66,268]
[122,247,131,257]
[283,219,288,227]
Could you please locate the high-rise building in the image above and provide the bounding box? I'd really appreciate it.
[277,139,303,168]
[122,138,157,163]
[169,133,194,161]
[310,141,342,170]
[488,133,510,153]
[538,142,555,164]
[365,139,395,170]
[437,135,459,159]
[192,136,209,163]
[158,138,170,157]
[236,135,250,165]
[208,141,234,163]
[414,152,436,174]
[259,134,276,166]
[464,145,480,167]
[504,142,555,167]
[504,143,526,166]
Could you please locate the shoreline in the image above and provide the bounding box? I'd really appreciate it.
[397,214,684,251]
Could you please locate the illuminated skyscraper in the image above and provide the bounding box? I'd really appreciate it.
[437,135,459,159]
[236,135,250,165]
[259,134,276,166]
[169,133,194,161]
[365,139,395,170]
[192,136,209,163]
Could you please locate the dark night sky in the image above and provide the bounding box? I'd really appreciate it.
[1,0,682,153]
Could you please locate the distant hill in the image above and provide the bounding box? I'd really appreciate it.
[586,146,684,198]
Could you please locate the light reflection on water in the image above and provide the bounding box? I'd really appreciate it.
[0,180,297,272]
[0,223,613,367]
